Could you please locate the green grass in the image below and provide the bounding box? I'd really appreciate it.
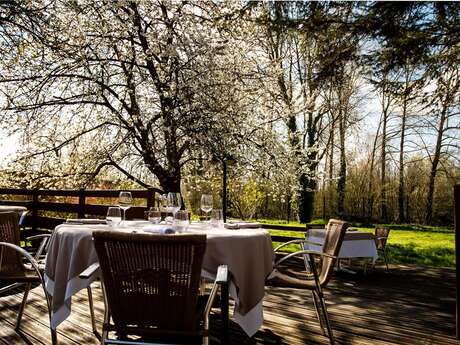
[262,221,455,268]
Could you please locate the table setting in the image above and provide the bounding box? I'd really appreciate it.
[44,191,274,337]
[305,227,378,263]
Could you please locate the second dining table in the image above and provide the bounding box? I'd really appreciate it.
[44,220,274,337]
[305,228,379,263]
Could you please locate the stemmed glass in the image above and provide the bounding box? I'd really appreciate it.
[118,191,133,226]
[173,210,189,233]
[200,194,213,223]
[210,209,224,229]
[106,207,122,227]
[147,207,162,224]
[166,192,182,217]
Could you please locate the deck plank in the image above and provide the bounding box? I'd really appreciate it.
[1,264,459,344]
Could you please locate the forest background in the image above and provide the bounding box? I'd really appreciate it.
[0,1,459,228]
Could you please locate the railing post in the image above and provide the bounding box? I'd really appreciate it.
[455,185,460,339]
[147,187,155,209]
[31,188,39,232]
[78,188,86,218]
[223,160,227,223]
[287,194,291,224]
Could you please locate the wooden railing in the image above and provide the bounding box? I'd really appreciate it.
[0,187,310,245]
[260,223,307,242]
[0,187,162,237]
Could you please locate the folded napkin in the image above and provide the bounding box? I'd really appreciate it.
[142,224,176,234]
[224,222,262,230]
[347,227,359,232]
[66,218,107,225]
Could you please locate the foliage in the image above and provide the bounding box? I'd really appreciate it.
[266,223,455,268]
[0,1,458,225]
[229,178,265,220]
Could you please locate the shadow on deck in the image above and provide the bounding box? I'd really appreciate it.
[0,263,458,345]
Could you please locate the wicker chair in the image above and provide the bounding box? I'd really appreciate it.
[0,212,57,344]
[375,226,391,271]
[267,219,348,345]
[273,221,333,254]
[87,231,227,345]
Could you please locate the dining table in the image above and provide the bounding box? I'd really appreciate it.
[44,220,274,337]
[305,228,379,263]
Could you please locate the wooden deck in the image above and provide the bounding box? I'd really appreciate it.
[1,263,459,345]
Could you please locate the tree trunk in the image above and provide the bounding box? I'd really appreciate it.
[337,107,346,217]
[425,105,447,224]
[367,113,382,221]
[157,172,181,194]
[380,90,390,223]
[398,73,409,223]
[329,125,334,182]
[298,172,317,223]
[327,124,334,217]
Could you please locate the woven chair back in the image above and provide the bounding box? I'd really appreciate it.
[0,212,25,275]
[375,226,390,250]
[93,231,206,335]
[319,219,348,286]
[306,223,326,231]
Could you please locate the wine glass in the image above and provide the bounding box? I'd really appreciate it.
[118,191,133,225]
[106,207,121,227]
[158,194,168,212]
[210,209,224,229]
[200,194,213,223]
[166,192,181,216]
[173,210,189,233]
[146,207,162,224]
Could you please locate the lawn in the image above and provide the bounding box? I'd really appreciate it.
[260,220,455,268]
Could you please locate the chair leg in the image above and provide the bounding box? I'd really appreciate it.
[51,329,58,345]
[42,283,58,345]
[318,292,335,345]
[15,282,32,330]
[87,286,98,336]
[311,290,326,336]
[383,250,389,271]
[101,281,109,345]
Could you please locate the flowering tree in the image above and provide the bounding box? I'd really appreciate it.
[0,1,260,192]
[249,1,361,222]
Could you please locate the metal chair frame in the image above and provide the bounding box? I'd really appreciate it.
[0,241,57,345]
[273,249,338,343]
[375,227,391,271]
[271,220,348,345]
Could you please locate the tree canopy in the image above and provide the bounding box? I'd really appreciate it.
[0,1,459,224]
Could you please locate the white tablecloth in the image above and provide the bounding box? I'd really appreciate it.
[305,229,378,263]
[0,205,27,213]
[44,221,274,336]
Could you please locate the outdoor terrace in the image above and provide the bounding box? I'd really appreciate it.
[1,262,458,345]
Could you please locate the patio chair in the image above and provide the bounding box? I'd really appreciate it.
[273,222,328,255]
[267,219,348,345]
[375,226,390,271]
[0,212,57,344]
[86,231,228,345]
